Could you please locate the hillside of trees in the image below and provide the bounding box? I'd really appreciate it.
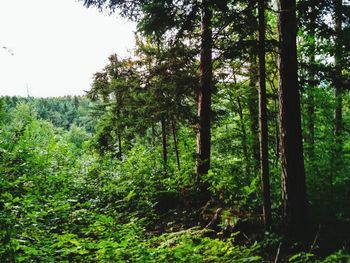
[1,0,350,262]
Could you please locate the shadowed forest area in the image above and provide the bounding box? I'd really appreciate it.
[1,0,350,262]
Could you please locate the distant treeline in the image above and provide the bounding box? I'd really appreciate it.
[0,96,95,132]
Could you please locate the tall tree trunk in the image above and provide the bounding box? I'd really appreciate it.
[161,116,168,165]
[151,124,156,146]
[247,0,260,173]
[268,78,280,168]
[196,0,213,180]
[114,100,123,160]
[247,56,260,173]
[258,0,271,229]
[328,0,343,202]
[306,9,316,161]
[333,0,343,176]
[172,120,181,171]
[117,129,122,160]
[237,96,251,179]
[306,91,315,159]
[274,97,280,168]
[278,0,307,238]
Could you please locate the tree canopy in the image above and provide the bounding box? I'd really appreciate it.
[1,0,350,261]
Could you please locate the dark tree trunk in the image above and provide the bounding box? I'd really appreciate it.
[274,97,280,168]
[306,92,315,159]
[152,124,156,146]
[237,97,250,179]
[258,0,271,229]
[329,0,343,201]
[161,116,168,165]
[237,96,251,179]
[115,103,122,160]
[196,0,213,179]
[172,120,181,171]
[246,0,260,174]
[117,130,122,160]
[278,0,307,238]
[333,0,343,174]
[306,7,316,160]
[247,56,260,173]
[268,77,280,168]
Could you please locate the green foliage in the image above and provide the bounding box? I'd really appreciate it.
[0,101,264,262]
[288,250,350,263]
[146,229,261,263]
[64,124,91,151]
[321,250,350,263]
[289,252,316,263]
[1,95,94,131]
[1,0,350,260]
[2,95,348,262]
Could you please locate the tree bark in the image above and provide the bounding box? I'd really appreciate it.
[151,124,156,146]
[306,91,315,159]
[333,0,343,174]
[258,0,271,229]
[278,0,307,238]
[306,8,316,161]
[196,0,213,179]
[161,116,168,165]
[237,96,251,179]
[268,77,280,168]
[114,99,123,160]
[172,120,181,171]
[247,56,260,173]
[117,129,122,160]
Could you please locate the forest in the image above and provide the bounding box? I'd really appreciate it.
[1,0,350,262]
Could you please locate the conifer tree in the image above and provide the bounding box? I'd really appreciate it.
[278,0,307,238]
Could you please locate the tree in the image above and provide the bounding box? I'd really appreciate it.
[258,0,271,229]
[332,0,344,181]
[298,0,319,161]
[88,55,141,157]
[247,57,260,173]
[278,0,307,237]
[135,37,198,168]
[196,0,213,179]
[82,0,217,183]
[0,98,4,124]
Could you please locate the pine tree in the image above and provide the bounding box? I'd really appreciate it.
[278,0,307,238]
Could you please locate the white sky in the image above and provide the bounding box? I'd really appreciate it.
[0,0,136,97]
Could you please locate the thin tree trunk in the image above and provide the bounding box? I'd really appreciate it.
[274,97,280,167]
[306,8,316,160]
[172,120,181,171]
[196,0,213,180]
[152,124,156,146]
[247,56,260,173]
[258,0,271,229]
[161,116,167,165]
[117,130,122,160]
[278,0,307,238]
[115,102,122,160]
[307,92,315,158]
[333,0,343,176]
[247,0,260,174]
[268,78,280,168]
[328,0,343,202]
[237,96,251,179]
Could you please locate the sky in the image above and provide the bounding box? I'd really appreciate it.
[0,0,136,97]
